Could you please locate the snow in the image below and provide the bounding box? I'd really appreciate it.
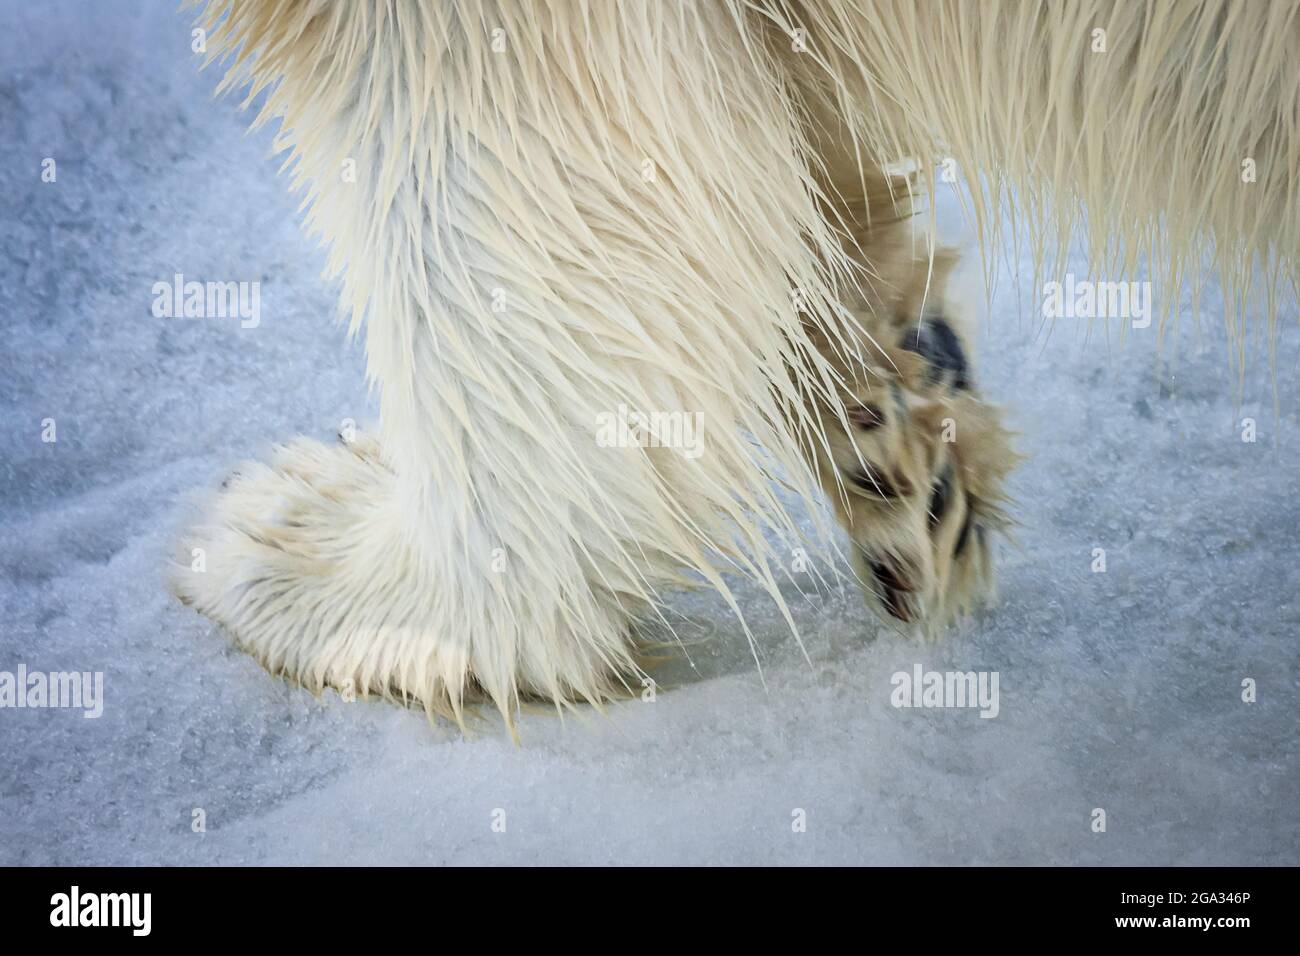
[2,0,1296,866]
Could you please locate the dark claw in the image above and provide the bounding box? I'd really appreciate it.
[847,402,885,430]
[878,595,909,624]
[928,467,952,529]
[954,503,976,557]
[878,584,912,622]
[902,316,970,391]
[849,463,908,499]
[870,559,914,593]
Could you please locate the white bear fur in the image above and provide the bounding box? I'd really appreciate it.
[176,0,1300,732]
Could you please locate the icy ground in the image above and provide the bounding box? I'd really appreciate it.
[1,1,1296,866]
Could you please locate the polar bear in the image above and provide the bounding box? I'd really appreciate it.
[175,0,1299,733]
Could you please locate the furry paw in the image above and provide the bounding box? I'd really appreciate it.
[816,310,1018,628]
[173,435,422,696]
[173,434,640,730]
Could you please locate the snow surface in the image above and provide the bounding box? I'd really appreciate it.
[1,0,1297,866]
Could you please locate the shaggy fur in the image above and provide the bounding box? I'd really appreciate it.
[176,0,1299,732]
